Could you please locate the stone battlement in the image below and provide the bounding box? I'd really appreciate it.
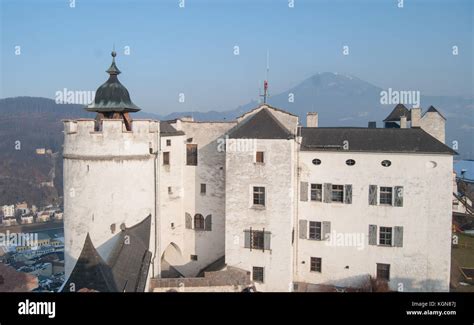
[63,119,159,135]
[63,119,160,157]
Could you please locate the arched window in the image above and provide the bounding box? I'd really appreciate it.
[194,214,205,230]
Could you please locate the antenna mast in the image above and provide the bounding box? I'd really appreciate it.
[260,50,270,104]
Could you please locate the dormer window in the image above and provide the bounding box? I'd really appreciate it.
[312,159,321,165]
[381,160,391,167]
[346,159,356,166]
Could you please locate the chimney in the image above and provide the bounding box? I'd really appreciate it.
[307,112,318,127]
[411,108,421,127]
[368,121,376,128]
[400,116,407,128]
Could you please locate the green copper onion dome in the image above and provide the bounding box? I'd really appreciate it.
[86,51,141,113]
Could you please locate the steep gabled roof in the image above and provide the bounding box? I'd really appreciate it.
[300,127,456,154]
[383,104,411,122]
[63,215,152,292]
[228,108,293,139]
[107,215,152,292]
[62,234,118,292]
[424,105,446,120]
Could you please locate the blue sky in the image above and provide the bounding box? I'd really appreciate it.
[1,0,472,115]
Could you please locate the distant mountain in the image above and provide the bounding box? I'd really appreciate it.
[163,72,474,158]
[0,73,472,206]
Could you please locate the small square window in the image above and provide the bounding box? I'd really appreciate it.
[309,221,322,240]
[200,183,206,194]
[253,187,265,206]
[310,257,322,272]
[163,152,170,165]
[380,187,393,205]
[252,266,264,283]
[379,227,393,246]
[376,263,390,281]
[256,151,264,163]
[190,255,198,261]
[166,139,171,146]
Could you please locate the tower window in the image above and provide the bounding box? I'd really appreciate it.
[194,214,205,230]
[163,152,170,165]
[186,144,198,166]
[253,187,265,206]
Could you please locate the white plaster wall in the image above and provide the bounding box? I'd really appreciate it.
[225,139,296,292]
[157,134,186,275]
[63,119,159,280]
[296,151,453,291]
[169,121,236,277]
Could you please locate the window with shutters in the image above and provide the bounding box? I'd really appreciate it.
[331,185,344,203]
[309,221,322,240]
[379,227,393,246]
[251,231,265,249]
[253,186,265,206]
[310,184,322,201]
[194,214,205,230]
[244,229,270,251]
[376,263,390,281]
[256,151,264,163]
[252,267,264,283]
[380,187,393,205]
[310,257,322,272]
[186,144,198,166]
[163,152,170,165]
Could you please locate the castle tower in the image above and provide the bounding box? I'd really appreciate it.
[63,51,159,284]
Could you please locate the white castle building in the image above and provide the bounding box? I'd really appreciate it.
[62,52,454,292]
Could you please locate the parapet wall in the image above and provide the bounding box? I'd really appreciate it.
[63,119,160,157]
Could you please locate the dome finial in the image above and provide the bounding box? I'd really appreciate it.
[111,43,117,58]
[106,46,121,76]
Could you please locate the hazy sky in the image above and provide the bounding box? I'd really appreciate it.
[1,0,472,115]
